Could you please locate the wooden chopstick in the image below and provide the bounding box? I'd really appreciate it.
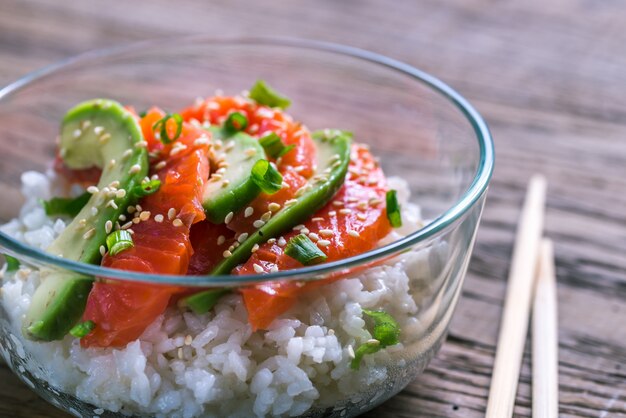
[485,174,547,418]
[532,239,559,418]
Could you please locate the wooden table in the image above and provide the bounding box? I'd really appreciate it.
[1,0,625,417]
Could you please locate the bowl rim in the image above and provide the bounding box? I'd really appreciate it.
[0,36,494,286]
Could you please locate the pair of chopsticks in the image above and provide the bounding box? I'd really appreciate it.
[485,175,558,418]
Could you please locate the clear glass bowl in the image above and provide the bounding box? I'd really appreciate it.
[0,37,493,418]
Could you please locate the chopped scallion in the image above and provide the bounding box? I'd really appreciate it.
[224,112,248,133]
[248,80,291,109]
[3,254,19,272]
[105,230,134,256]
[259,132,295,159]
[69,320,95,338]
[40,192,91,217]
[132,179,161,198]
[284,234,328,266]
[153,113,183,144]
[251,160,283,194]
[385,190,402,228]
[183,289,230,314]
[350,309,400,370]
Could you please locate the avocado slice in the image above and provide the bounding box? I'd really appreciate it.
[24,99,148,341]
[210,130,352,275]
[202,127,266,224]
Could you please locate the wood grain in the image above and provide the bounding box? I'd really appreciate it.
[0,0,625,417]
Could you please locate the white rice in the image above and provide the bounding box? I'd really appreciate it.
[0,171,439,418]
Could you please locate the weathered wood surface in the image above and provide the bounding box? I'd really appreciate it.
[0,0,625,417]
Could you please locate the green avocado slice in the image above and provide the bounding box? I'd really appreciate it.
[202,127,266,224]
[24,99,148,341]
[209,130,352,275]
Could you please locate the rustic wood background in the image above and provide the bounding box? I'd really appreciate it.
[1,0,625,417]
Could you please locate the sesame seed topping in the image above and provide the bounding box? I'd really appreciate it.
[244,148,257,158]
[135,204,142,212]
[285,199,298,207]
[293,224,305,231]
[129,164,142,174]
[168,208,177,220]
[119,214,126,221]
[217,235,225,245]
[78,218,87,226]
[80,120,91,129]
[367,338,380,346]
[154,214,164,223]
[116,189,126,198]
[332,201,344,207]
[135,140,148,148]
[270,265,279,273]
[348,230,360,238]
[121,221,133,230]
[155,161,167,170]
[99,133,111,142]
[311,217,324,222]
[357,213,367,221]
[139,211,151,221]
[267,238,277,244]
[301,228,310,235]
[319,229,334,237]
[99,245,106,256]
[251,243,260,253]
[91,207,98,216]
[294,166,305,173]
[238,233,249,243]
[253,264,264,274]
[82,228,96,240]
[87,186,99,194]
[339,208,353,215]
[244,207,254,218]
[173,219,183,227]
[109,181,120,188]
[347,345,356,359]
[73,129,82,138]
[224,140,235,152]
[122,149,133,159]
[132,218,141,224]
[93,126,105,135]
[184,335,193,345]
[108,159,116,168]
[308,233,320,241]
[268,202,281,212]
[106,200,118,210]
[224,211,234,224]
[369,198,382,206]
[278,237,287,247]
[221,180,230,188]
[151,174,159,181]
[261,211,272,222]
[223,250,232,258]
[194,136,209,146]
[253,220,265,229]
[105,220,113,234]
[127,206,136,214]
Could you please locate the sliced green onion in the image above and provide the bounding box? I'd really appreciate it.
[69,320,95,338]
[248,80,291,109]
[284,234,328,266]
[251,159,283,194]
[132,179,161,198]
[153,113,183,144]
[350,309,400,370]
[3,254,19,272]
[183,289,230,314]
[139,110,147,118]
[385,190,402,228]
[106,230,134,256]
[224,112,248,133]
[259,132,295,159]
[311,129,353,143]
[40,192,91,217]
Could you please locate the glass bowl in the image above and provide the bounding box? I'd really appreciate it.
[0,37,493,418]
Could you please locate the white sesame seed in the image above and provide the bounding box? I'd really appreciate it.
[87,186,99,194]
[369,198,382,206]
[155,161,167,170]
[139,211,151,221]
[223,250,232,258]
[151,214,162,223]
[118,214,126,221]
[367,338,381,346]
[106,200,118,210]
[301,228,310,235]
[284,199,298,207]
[127,229,134,235]
[135,140,148,148]
[268,202,281,212]
[253,264,264,273]
[251,243,260,253]
[82,228,96,240]
[168,208,177,220]
[80,120,91,129]
[122,149,133,159]
[319,229,334,237]
[72,129,82,138]
[221,180,230,188]
[270,265,279,273]
[244,207,254,218]
[94,126,105,135]
[253,220,265,228]
[244,148,257,158]
[91,207,98,216]
[217,235,225,245]
[308,233,320,241]
[194,136,209,146]
[357,213,367,221]
[294,166,305,172]
[108,159,116,169]
[347,345,355,359]
[238,233,249,243]
[348,230,360,238]
[116,189,126,198]
[267,238,277,244]
[121,221,133,230]
[339,208,352,215]
[278,237,287,247]
[127,206,136,214]
[99,245,106,256]
[105,220,113,234]
[109,181,120,188]
[293,224,305,231]
[78,218,87,227]
[151,174,159,181]
[129,164,142,174]
[224,211,234,224]
[311,217,324,222]
[261,211,272,222]
[224,140,235,152]
[99,133,111,142]
[332,201,344,207]
[317,239,331,247]
[173,219,183,227]
[132,218,141,224]
[184,335,193,345]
